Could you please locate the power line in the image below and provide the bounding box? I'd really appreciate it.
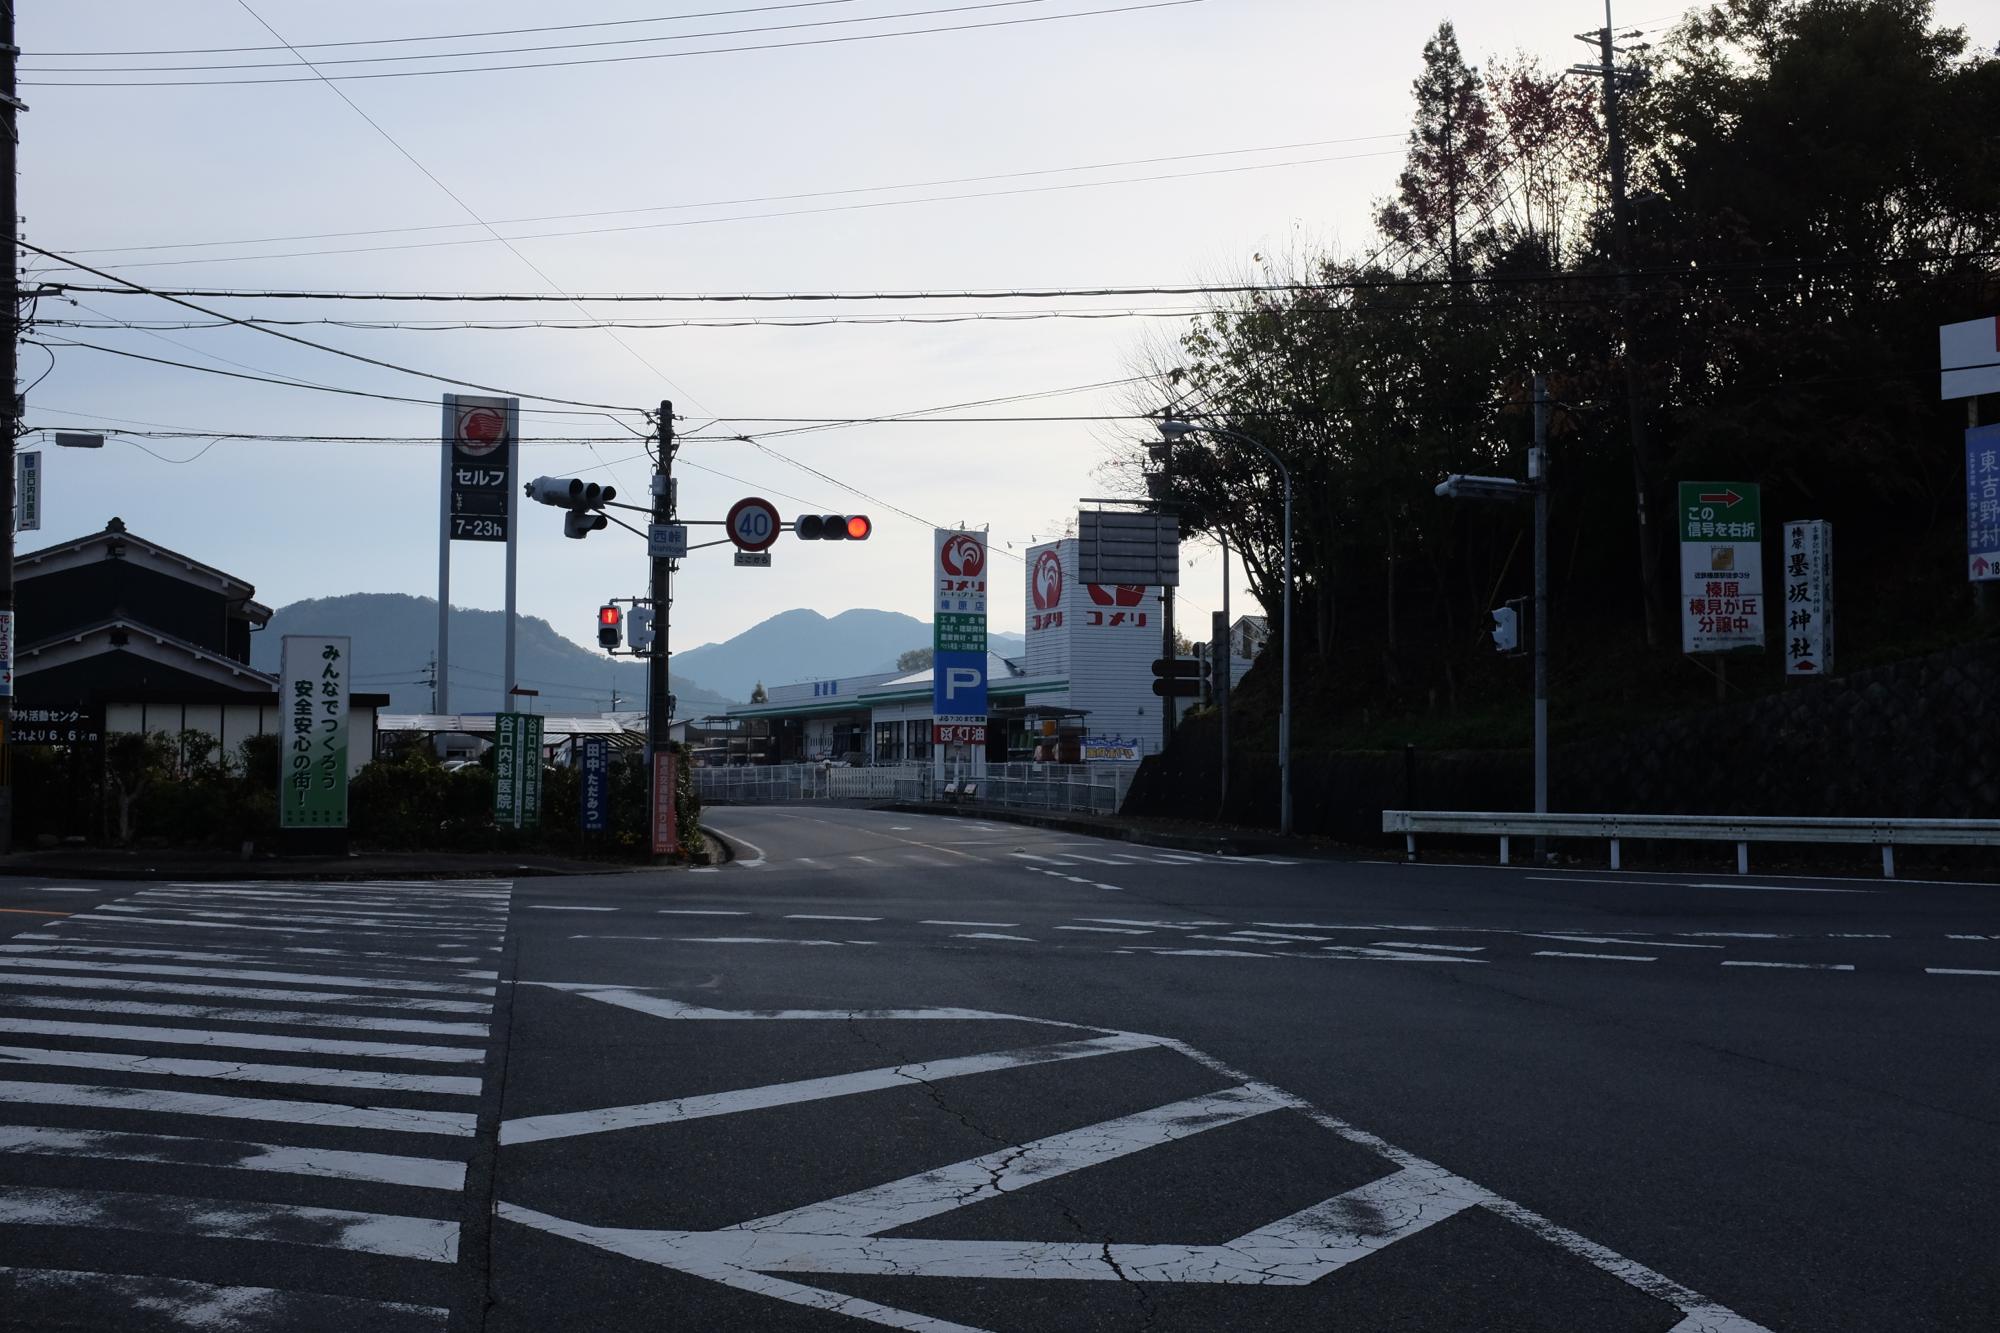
[42,308,1215,330]
[20,240,648,412]
[31,0,1080,73]
[62,135,1403,258]
[23,1,1209,86]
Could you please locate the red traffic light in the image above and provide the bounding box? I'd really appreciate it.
[845,515,872,540]
[795,514,873,540]
[598,605,622,628]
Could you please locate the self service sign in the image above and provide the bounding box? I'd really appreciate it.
[1679,482,1766,655]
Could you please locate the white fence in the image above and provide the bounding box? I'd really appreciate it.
[694,761,1137,816]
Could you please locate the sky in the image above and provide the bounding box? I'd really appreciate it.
[17,1,1991,672]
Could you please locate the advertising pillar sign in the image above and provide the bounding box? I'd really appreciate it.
[650,749,678,855]
[278,636,350,829]
[1678,482,1765,655]
[14,449,39,532]
[579,736,610,833]
[1782,521,1833,677]
[932,529,989,751]
[445,395,517,542]
[1966,425,2000,582]
[493,711,544,830]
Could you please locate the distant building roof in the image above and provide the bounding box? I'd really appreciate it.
[20,517,271,620]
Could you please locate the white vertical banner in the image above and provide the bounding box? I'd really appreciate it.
[14,450,39,532]
[278,636,351,830]
[1782,521,1833,677]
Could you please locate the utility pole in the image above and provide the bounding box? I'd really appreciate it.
[1217,538,1230,820]
[1157,434,1176,750]
[1532,374,1552,860]
[0,3,22,854]
[648,401,675,856]
[1577,3,1662,648]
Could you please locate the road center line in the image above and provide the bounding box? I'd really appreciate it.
[785,915,882,922]
[922,920,1018,928]
[1533,950,1657,962]
[1721,960,1855,971]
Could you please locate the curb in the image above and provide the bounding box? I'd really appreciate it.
[0,856,646,883]
[878,802,1330,858]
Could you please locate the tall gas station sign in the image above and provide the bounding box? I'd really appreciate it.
[932,529,989,781]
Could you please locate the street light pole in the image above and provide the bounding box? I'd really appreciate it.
[1160,419,1293,836]
[1532,374,1551,859]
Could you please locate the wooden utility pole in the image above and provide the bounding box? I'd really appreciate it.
[0,2,22,853]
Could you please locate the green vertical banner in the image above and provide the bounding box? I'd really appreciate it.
[279,635,350,829]
[493,711,543,829]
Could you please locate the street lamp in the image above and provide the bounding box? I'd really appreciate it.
[1159,417,1294,837]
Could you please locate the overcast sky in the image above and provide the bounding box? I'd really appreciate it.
[18,1,1990,673]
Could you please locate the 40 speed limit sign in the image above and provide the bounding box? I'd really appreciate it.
[726,496,781,552]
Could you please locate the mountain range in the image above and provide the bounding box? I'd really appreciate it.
[254,596,1023,717]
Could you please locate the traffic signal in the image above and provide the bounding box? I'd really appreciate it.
[627,605,656,653]
[1151,657,1203,698]
[795,514,872,540]
[598,604,623,651]
[527,476,617,539]
[1491,602,1522,654]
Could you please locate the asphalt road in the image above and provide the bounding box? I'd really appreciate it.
[2,805,1995,1331]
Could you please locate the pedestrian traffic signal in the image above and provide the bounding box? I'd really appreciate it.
[795,514,872,540]
[527,476,617,539]
[1150,657,1202,698]
[627,605,655,653]
[598,604,622,651]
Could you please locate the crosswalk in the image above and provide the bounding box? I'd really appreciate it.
[0,879,511,1332]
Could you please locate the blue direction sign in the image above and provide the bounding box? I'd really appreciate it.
[931,649,988,724]
[1967,425,2000,582]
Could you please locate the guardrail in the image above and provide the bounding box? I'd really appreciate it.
[1381,810,2000,879]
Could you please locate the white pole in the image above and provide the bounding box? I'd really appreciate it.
[436,397,453,719]
[502,398,521,713]
[1280,469,1293,836]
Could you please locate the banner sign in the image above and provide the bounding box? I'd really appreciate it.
[279,635,350,829]
[932,528,989,736]
[1083,735,1142,762]
[0,610,11,699]
[579,736,610,832]
[651,749,679,855]
[1966,425,2000,581]
[15,449,39,532]
[493,711,544,829]
[445,393,517,543]
[933,723,987,746]
[1782,520,1833,677]
[10,704,102,747]
[1678,482,1766,655]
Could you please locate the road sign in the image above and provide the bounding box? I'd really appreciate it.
[1678,481,1765,655]
[1078,509,1180,586]
[445,393,516,543]
[1783,520,1833,677]
[726,496,781,552]
[1941,316,2000,400]
[932,648,988,727]
[648,522,688,559]
[14,449,39,532]
[733,550,771,568]
[1967,426,2000,581]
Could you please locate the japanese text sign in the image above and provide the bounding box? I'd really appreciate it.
[493,711,544,830]
[580,736,610,833]
[444,393,517,543]
[1678,482,1765,655]
[1966,425,2000,582]
[1782,520,1833,677]
[278,636,349,829]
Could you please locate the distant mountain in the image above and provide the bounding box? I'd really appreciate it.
[254,594,735,717]
[674,609,1027,700]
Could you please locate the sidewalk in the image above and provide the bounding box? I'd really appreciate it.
[0,835,728,882]
[878,801,1359,859]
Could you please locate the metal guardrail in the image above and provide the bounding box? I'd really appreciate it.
[1382,810,2000,879]
[694,761,1135,816]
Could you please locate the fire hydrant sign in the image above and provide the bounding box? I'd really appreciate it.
[1679,482,1765,655]
[1783,520,1833,677]
[1966,425,2000,582]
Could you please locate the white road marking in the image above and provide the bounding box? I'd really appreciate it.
[953,933,1033,942]
[0,1268,452,1330]
[1372,941,1487,953]
[0,1017,483,1063]
[0,956,493,995]
[1685,932,1784,939]
[103,904,502,931]
[1524,876,1694,887]
[1010,853,1059,862]
[1095,884,1125,891]
[1052,925,1150,936]
[0,994,488,1035]
[1926,967,2000,977]
[0,1186,459,1261]
[1833,933,1892,939]
[701,824,769,867]
[1061,854,1129,867]
[741,1086,1284,1237]
[1721,961,1854,971]
[6,887,95,894]
[672,936,847,947]
[0,1126,466,1190]
[1079,919,1204,930]
[786,915,882,922]
[499,1033,1160,1146]
[56,913,490,941]
[850,855,881,865]
[522,905,616,912]
[657,909,750,916]
[1686,882,1874,895]
[1533,951,1657,962]
[1316,946,1482,963]
[0,970,490,1012]
[1526,934,1723,950]
[0,1079,476,1134]
[0,1044,481,1096]
[1228,930,1334,943]
[1147,948,1281,958]
[921,920,1019,928]
[0,942,497,977]
[526,987,1027,1023]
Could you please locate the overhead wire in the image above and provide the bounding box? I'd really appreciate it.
[23,0,1209,86]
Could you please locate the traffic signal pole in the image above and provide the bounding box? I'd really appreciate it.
[0,4,22,853]
[1532,373,1552,859]
[649,401,675,856]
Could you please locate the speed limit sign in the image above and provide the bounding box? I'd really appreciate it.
[726,496,782,552]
